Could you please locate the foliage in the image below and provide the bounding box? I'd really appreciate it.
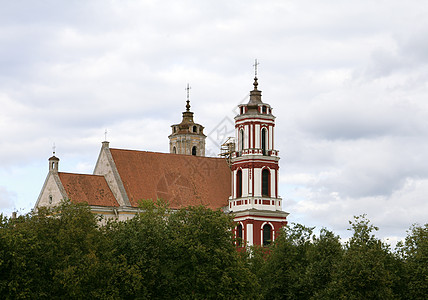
[321,214,399,299]
[396,223,428,299]
[0,204,426,299]
[251,223,342,300]
[0,200,258,299]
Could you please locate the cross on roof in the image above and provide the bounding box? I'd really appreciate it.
[253,59,260,77]
[185,83,191,101]
[52,143,56,155]
[185,83,191,111]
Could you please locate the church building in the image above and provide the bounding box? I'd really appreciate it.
[35,74,289,247]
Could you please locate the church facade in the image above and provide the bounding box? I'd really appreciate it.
[35,76,288,247]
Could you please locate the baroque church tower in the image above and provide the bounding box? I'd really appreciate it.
[169,84,206,156]
[230,72,288,247]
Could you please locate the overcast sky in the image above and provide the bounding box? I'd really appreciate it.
[1,0,427,245]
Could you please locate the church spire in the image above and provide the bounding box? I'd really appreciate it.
[248,60,263,105]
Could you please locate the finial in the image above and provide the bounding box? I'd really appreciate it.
[185,83,191,111]
[253,59,260,77]
[104,129,108,141]
[253,59,260,90]
[52,143,56,156]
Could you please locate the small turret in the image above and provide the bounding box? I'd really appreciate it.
[49,146,60,173]
[49,156,59,172]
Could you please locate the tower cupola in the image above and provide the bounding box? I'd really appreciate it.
[169,84,206,156]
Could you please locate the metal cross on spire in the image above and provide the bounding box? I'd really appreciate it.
[104,129,108,141]
[253,59,260,77]
[52,143,56,155]
[185,83,191,111]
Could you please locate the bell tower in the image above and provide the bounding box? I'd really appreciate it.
[169,84,206,156]
[230,65,288,247]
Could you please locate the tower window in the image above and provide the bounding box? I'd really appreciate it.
[240,129,244,152]
[262,106,267,114]
[263,224,272,246]
[49,195,53,204]
[193,125,197,133]
[240,106,243,114]
[262,169,270,197]
[237,223,243,246]
[237,169,242,198]
[173,146,176,154]
[192,146,197,156]
[261,128,267,155]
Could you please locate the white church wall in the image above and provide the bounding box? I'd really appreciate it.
[37,174,66,208]
[93,147,127,206]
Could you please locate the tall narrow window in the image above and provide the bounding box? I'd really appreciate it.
[192,146,197,156]
[262,169,270,197]
[261,128,267,155]
[263,224,272,246]
[173,147,176,154]
[193,125,197,133]
[240,129,244,152]
[237,223,243,246]
[237,170,242,198]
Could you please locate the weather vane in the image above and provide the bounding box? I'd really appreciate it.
[253,59,260,77]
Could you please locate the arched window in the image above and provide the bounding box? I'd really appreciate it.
[192,146,197,156]
[193,125,197,133]
[173,146,176,154]
[240,129,244,151]
[237,169,242,198]
[237,223,243,246]
[263,224,272,246]
[262,169,270,197]
[262,106,267,114]
[261,128,267,155]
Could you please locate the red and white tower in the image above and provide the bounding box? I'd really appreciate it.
[230,73,289,247]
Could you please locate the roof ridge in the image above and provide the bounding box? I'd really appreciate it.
[109,148,227,161]
[58,172,105,177]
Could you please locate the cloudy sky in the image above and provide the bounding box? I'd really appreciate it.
[1,0,427,245]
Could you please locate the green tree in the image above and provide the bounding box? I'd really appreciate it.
[106,199,259,299]
[253,223,342,300]
[323,215,399,299]
[0,202,119,299]
[396,223,428,300]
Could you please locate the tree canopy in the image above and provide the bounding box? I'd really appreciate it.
[0,202,426,299]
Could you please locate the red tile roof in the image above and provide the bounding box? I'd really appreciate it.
[58,173,119,207]
[110,149,231,210]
